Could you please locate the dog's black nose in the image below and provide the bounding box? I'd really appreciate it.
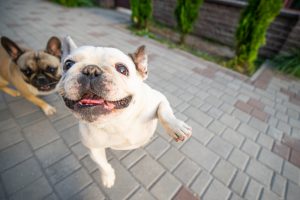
[37,75,48,85]
[82,65,102,78]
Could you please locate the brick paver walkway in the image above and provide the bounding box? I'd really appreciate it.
[1,0,300,199]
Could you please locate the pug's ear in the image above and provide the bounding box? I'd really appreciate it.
[129,45,148,80]
[45,36,62,59]
[62,36,77,60]
[1,36,24,62]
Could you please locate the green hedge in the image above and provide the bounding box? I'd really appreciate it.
[130,0,152,30]
[174,0,203,44]
[52,0,94,7]
[232,0,283,75]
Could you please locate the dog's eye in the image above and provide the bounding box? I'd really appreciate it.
[115,63,129,76]
[47,66,57,73]
[22,67,32,76]
[64,60,75,71]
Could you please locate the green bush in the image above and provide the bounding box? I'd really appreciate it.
[273,49,300,78]
[174,0,203,44]
[52,0,94,7]
[231,0,283,75]
[130,0,152,30]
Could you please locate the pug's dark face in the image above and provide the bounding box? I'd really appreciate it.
[1,36,62,92]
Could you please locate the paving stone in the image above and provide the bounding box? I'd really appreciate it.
[267,126,284,141]
[286,181,300,200]
[0,141,32,172]
[282,161,300,185]
[207,136,234,159]
[220,113,240,130]
[45,154,81,184]
[257,133,274,150]
[271,173,287,197]
[190,170,213,197]
[111,149,130,160]
[219,103,235,114]
[121,149,145,169]
[202,179,231,200]
[205,95,223,108]
[150,172,182,200]
[207,107,223,119]
[234,100,253,114]
[189,97,204,108]
[173,186,199,200]
[71,183,106,200]
[158,147,184,172]
[249,117,268,132]
[173,158,200,185]
[237,123,259,141]
[258,148,283,173]
[81,155,99,173]
[145,136,170,159]
[244,179,263,200]
[55,168,92,200]
[181,138,219,172]
[212,160,237,186]
[8,99,39,118]
[207,120,226,135]
[246,159,273,187]
[0,181,5,200]
[222,128,245,148]
[277,120,291,134]
[23,119,59,150]
[16,110,46,128]
[129,187,155,200]
[95,159,139,199]
[0,118,18,132]
[71,142,89,160]
[130,155,165,188]
[35,139,70,168]
[0,128,23,151]
[53,114,78,132]
[230,171,249,196]
[60,124,80,146]
[184,107,213,127]
[43,193,59,200]
[260,189,281,200]
[228,148,249,170]
[9,176,52,200]
[1,158,42,195]
[241,139,260,158]
[232,109,251,123]
[187,119,214,145]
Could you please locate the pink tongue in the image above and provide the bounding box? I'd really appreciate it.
[80,99,104,105]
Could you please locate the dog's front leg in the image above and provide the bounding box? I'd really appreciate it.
[90,148,115,188]
[157,98,192,142]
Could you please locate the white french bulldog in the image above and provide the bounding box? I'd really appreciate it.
[58,36,192,188]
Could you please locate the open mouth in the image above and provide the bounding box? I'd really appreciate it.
[63,91,132,111]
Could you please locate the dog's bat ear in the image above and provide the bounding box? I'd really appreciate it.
[1,36,24,62]
[46,36,62,59]
[129,45,148,80]
[62,36,77,60]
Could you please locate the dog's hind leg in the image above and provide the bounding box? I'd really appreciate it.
[157,96,192,142]
[90,148,115,188]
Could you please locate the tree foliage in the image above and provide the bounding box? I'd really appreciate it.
[174,0,203,44]
[232,0,283,75]
[130,0,152,30]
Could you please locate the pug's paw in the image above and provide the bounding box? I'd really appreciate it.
[42,104,56,115]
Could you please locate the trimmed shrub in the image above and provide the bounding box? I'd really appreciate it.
[130,0,152,30]
[232,0,283,75]
[52,0,94,7]
[174,0,203,44]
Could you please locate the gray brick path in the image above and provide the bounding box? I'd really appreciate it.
[1,0,300,199]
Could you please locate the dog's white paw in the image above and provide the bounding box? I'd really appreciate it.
[167,119,192,142]
[42,105,56,115]
[101,168,116,188]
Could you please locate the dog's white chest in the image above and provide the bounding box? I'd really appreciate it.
[79,119,157,150]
